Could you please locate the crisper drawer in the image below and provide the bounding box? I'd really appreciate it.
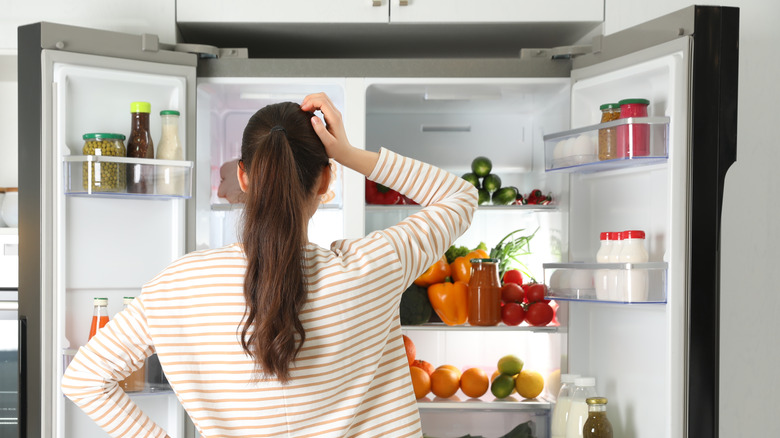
[420,408,547,438]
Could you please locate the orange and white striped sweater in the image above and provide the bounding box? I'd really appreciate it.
[62,148,478,437]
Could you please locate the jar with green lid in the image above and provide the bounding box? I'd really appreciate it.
[82,133,127,192]
[598,103,620,161]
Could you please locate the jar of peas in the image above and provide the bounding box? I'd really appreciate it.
[82,133,127,192]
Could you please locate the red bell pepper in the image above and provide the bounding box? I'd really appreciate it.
[365,179,401,205]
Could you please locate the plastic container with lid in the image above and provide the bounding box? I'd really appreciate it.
[565,377,598,438]
[594,232,617,300]
[620,230,649,301]
[606,232,624,301]
[616,98,650,158]
[127,101,155,194]
[467,258,502,326]
[156,110,185,196]
[583,397,614,438]
[82,133,127,192]
[598,103,620,161]
[551,373,581,438]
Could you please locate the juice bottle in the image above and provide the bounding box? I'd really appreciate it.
[88,297,109,340]
[119,296,146,392]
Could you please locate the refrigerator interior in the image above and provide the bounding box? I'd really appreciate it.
[364,79,571,437]
[195,78,348,250]
[563,39,690,437]
[50,52,192,436]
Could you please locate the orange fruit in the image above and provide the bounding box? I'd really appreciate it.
[430,367,460,398]
[514,370,545,399]
[409,366,431,399]
[402,335,416,365]
[460,367,489,398]
[436,364,462,380]
[412,359,435,376]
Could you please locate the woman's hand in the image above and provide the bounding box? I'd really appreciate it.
[301,92,378,177]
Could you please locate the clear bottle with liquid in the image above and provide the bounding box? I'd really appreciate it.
[583,397,614,438]
[551,373,580,438]
[88,297,109,340]
[565,377,597,438]
[127,102,155,194]
[155,110,184,196]
[118,296,146,392]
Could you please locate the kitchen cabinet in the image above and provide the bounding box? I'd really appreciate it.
[389,0,603,23]
[176,0,388,24]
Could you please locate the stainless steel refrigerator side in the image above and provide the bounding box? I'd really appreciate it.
[17,22,44,438]
[687,7,739,438]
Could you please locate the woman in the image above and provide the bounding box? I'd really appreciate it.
[62,93,478,437]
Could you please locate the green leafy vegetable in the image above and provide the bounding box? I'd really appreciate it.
[489,228,539,281]
[444,245,471,264]
[498,420,535,438]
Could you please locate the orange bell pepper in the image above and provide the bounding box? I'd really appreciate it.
[450,250,490,283]
[427,281,469,326]
[414,255,452,287]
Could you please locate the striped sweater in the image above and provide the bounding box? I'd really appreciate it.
[62,148,478,437]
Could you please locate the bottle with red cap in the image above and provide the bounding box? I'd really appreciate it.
[595,232,614,300]
[619,230,649,301]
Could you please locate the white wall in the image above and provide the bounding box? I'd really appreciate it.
[605,1,780,436]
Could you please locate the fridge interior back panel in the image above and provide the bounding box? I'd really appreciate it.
[196,78,347,249]
[565,38,692,438]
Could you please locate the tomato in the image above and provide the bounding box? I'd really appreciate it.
[500,283,524,303]
[525,302,554,326]
[501,302,525,326]
[524,283,549,304]
[502,269,523,285]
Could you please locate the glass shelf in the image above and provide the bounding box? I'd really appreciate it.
[417,394,551,411]
[63,156,193,199]
[366,204,557,212]
[402,323,558,333]
[543,262,668,304]
[543,117,670,173]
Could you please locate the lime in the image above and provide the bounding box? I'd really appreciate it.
[492,186,517,205]
[471,156,492,178]
[497,354,524,375]
[491,373,515,399]
[482,174,501,193]
[461,172,481,189]
[477,189,490,205]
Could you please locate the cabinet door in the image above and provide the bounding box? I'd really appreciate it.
[389,0,603,23]
[177,0,388,24]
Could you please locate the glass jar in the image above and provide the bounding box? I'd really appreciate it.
[467,258,501,326]
[583,397,613,438]
[82,133,127,192]
[127,101,155,194]
[597,103,620,161]
[616,98,650,158]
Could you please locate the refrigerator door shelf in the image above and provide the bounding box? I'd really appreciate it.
[543,262,668,304]
[63,156,194,199]
[543,117,670,173]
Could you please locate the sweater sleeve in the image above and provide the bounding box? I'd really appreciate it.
[61,297,167,437]
[367,148,479,288]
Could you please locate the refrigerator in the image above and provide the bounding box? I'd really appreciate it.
[17,5,738,438]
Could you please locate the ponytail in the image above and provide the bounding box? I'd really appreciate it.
[239,102,329,383]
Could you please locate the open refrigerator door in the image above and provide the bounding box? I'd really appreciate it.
[18,23,197,437]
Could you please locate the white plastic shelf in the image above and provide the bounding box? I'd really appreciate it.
[544,117,670,173]
[543,262,668,304]
[63,156,193,199]
[417,394,551,412]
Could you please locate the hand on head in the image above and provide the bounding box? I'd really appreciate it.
[300,93,352,163]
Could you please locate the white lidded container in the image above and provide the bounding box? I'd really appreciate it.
[551,373,581,438]
[620,230,649,301]
[565,377,597,438]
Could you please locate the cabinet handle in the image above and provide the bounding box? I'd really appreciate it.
[372,0,381,5]
[399,0,409,5]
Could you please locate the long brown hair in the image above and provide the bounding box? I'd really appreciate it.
[239,102,329,383]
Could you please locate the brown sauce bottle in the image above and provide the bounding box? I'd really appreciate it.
[127,102,154,193]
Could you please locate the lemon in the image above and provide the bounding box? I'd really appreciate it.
[490,373,515,399]
[497,354,524,376]
[514,370,545,399]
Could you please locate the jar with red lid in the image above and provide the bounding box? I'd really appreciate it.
[467,258,502,326]
[616,98,650,158]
